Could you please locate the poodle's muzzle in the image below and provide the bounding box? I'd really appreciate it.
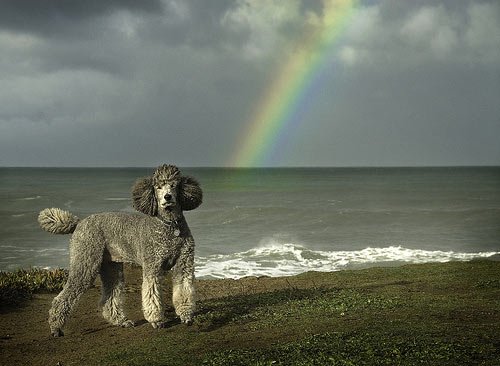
[156,183,177,209]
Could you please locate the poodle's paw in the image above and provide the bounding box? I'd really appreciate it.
[180,316,193,326]
[51,328,64,337]
[150,321,167,329]
[120,319,135,328]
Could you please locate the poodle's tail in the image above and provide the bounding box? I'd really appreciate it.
[38,208,80,234]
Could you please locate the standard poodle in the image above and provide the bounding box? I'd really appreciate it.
[38,164,202,337]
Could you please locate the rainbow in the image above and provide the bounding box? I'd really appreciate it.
[230,0,358,167]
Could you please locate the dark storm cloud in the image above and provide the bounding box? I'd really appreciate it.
[0,0,163,37]
[0,0,499,167]
[0,0,246,47]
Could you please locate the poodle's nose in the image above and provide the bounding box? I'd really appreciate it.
[164,193,172,201]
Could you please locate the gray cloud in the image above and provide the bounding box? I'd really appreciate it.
[0,0,499,167]
[0,0,162,38]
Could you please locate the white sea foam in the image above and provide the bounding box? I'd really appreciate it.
[17,195,41,201]
[195,243,500,279]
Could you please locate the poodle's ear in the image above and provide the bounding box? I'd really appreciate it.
[179,176,203,211]
[132,176,158,216]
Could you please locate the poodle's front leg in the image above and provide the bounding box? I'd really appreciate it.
[172,239,196,325]
[141,270,166,328]
[172,275,195,325]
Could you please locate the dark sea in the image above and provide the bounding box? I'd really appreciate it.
[1,167,499,279]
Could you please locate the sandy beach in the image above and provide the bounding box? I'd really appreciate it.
[1,260,499,365]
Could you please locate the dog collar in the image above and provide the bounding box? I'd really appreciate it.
[161,218,181,237]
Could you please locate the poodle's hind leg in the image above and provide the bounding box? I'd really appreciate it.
[48,256,101,337]
[141,270,166,329]
[99,261,134,328]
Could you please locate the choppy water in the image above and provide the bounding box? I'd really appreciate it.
[1,167,499,278]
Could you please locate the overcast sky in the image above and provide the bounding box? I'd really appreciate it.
[1,0,499,167]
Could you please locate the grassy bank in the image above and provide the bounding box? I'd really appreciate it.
[0,268,68,305]
[1,260,499,365]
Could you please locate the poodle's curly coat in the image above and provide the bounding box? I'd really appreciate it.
[38,164,202,337]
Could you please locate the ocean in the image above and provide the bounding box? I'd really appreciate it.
[1,167,499,279]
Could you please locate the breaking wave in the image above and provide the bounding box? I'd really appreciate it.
[195,243,499,279]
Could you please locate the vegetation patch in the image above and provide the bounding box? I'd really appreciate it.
[203,331,499,366]
[195,287,401,331]
[0,268,67,306]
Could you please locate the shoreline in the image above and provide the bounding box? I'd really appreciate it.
[3,246,499,279]
[1,260,499,365]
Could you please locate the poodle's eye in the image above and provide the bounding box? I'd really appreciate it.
[154,181,168,189]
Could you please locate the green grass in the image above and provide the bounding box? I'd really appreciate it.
[203,330,498,366]
[99,261,500,365]
[1,261,498,365]
[0,267,67,306]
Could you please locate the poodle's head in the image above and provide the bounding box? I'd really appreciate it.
[132,164,203,216]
